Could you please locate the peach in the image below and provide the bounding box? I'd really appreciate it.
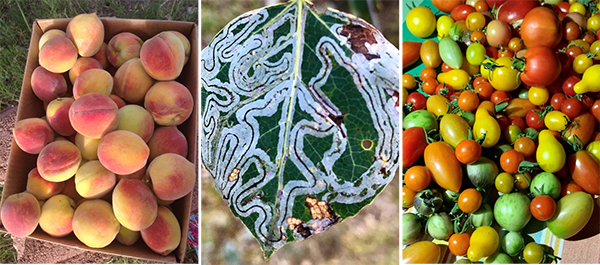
[116,166,145,181]
[140,206,181,256]
[60,177,83,203]
[144,81,193,126]
[38,29,67,50]
[26,168,65,200]
[72,199,120,248]
[112,58,154,104]
[38,194,76,237]
[72,69,113,99]
[69,93,119,139]
[97,130,149,175]
[147,126,188,162]
[93,42,110,69]
[13,118,54,154]
[37,140,81,182]
[112,178,157,231]
[116,105,154,142]
[74,133,100,161]
[66,13,104,57]
[109,94,126,109]
[0,192,41,237]
[39,35,78,73]
[31,66,68,102]
[116,225,140,246]
[140,31,185,81]
[68,57,103,84]
[46,97,76,137]
[168,31,190,64]
[75,160,116,199]
[147,153,195,201]
[107,32,143,68]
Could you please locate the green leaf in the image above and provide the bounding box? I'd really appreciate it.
[200,0,399,259]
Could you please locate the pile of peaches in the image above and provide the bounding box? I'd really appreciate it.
[1,13,195,256]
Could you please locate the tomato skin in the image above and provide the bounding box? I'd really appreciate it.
[561,182,584,197]
[405,166,432,192]
[432,0,465,13]
[448,233,471,257]
[427,95,450,117]
[402,186,416,207]
[458,90,479,111]
[402,241,441,264]
[455,139,482,164]
[563,76,580,96]
[563,111,596,145]
[496,0,540,24]
[407,7,436,38]
[440,113,472,148]
[520,46,562,87]
[509,115,527,131]
[420,40,441,68]
[406,92,427,111]
[528,86,549,106]
[526,109,545,130]
[486,20,512,49]
[473,108,501,147]
[500,149,523,173]
[564,21,581,41]
[495,172,514,193]
[550,92,566,110]
[451,4,475,22]
[424,141,463,192]
[523,242,544,263]
[475,82,494,100]
[459,188,482,213]
[591,99,600,123]
[514,136,536,157]
[537,130,567,173]
[505,98,537,119]
[467,226,499,261]
[403,41,422,68]
[521,7,563,48]
[420,67,437,80]
[547,192,595,239]
[568,150,600,195]
[402,127,428,168]
[530,195,556,221]
[544,110,570,131]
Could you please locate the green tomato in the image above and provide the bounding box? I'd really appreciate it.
[402,213,423,245]
[454,258,472,264]
[439,37,463,69]
[466,42,486,65]
[530,172,561,200]
[523,242,544,264]
[471,203,494,228]
[547,192,594,239]
[466,156,499,188]
[407,6,436,38]
[501,231,524,256]
[494,192,532,232]
[427,212,454,240]
[484,252,513,264]
[518,87,529,99]
[403,110,438,132]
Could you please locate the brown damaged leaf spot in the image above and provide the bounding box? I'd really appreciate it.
[228,168,240,181]
[305,195,332,220]
[287,217,302,230]
[340,23,380,60]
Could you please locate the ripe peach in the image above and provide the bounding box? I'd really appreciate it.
[147,153,195,201]
[68,93,119,139]
[26,168,65,200]
[72,199,120,248]
[39,194,76,237]
[147,126,188,162]
[0,192,41,237]
[168,31,190,64]
[97,130,149,175]
[112,178,157,231]
[66,13,104,57]
[74,133,100,161]
[13,118,54,154]
[116,166,145,181]
[112,58,154,104]
[140,206,181,256]
[144,81,193,126]
[93,42,110,69]
[68,57,103,84]
[107,32,143,68]
[116,105,154,142]
[38,29,67,50]
[140,31,185,81]
[116,225,140,246]
[72,69,113,99]
[46,97,76,137]
[37,140,81,182]
[39,35,78,73]
[109,94,126,109]
[31,66,68,102]
[75,160,116,199]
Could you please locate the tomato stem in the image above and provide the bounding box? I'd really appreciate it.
[518,161,539,174]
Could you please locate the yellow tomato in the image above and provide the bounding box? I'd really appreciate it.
[488,57,521,92]
[587,141,600,163]
[436,15,455,39]
[420,40,441,68]
[427,95,450,117]
[528,86,549,106]
[473,108,501,147]
[573,54,593,74]
[467,226,499,261]
[590,40,600,60]
[466,12,486,31]
[477,100,495,116]
[544,110,570,131]
[574,64,600,94]
[536,130,566,173]
[569,2,586,16]
[573,39,590,53]
[437,69,470,91]
[407,7,436,38]
[588,15,600,33]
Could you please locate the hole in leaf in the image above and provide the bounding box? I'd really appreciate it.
[361,139,373,150]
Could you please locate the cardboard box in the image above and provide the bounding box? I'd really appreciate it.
[0,18,198,263]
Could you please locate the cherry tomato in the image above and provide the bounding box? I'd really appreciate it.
[500,149,524,174]
[422,77,438,95]
[562,76,581,96]
[451,4,475,22]
[449,233,471,257]
[441,62,453,73]
[508,37,523,52]
[437,15,455,38]
[569,1,586,15]
[404,166,432,192]
[420,67,436,81]
[432,0,465,13]
[514,172,532,191]
[424,141,463,192]
[564,21,581,41]
[504,124,522,143]
[485,46,499,59]
[466,12,486,30]
[547,75,565,94]
[475,82,494,100]
[495,172,515,194]
[514,137,536,157]
[497,48,514,58]
[403,74,416,90]
[520,46,562,87]
[406,92,427,111]
[402,127,428,168]
[521,7,563,49]
[550,92,566,110]
[470,30,486,44]
[459,188,482,213]
[455,139,482,164]
[523,242,544,264]
[407,7,436,38]
[458,90,479,111]
[473,76,488,87]
[509,115,527,131]
[526,109,545,130]
[490,90,510,105]
[573,54,594,74]
[560,97,582,118]
[436,83,454,98]
[591,99,600,123]
[468,226,499,261]
[583,31,596,44]
[530,195,556,221]
[565,44,584,60]
[486,20,511,48]
[580,94,593,110]
[568,150,600,195]
[528,86,549,106]
[544,110,570,131]
[561,181,584,197]
[474,1,489,12]
[402,186,416,208]
[563,111,596,145]
[403,241,441,264]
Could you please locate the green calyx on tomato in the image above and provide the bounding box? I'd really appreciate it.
[413,189,444,216]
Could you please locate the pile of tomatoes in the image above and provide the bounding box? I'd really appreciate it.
[402,0,600,263]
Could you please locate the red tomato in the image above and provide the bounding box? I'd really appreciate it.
[451,4,475,21]
[500,149,524,174]
[562,76,580,96]
[560,97,581,118]
[458,188,482,213]
[519,46,562,87]
[583,31,596,44]
[530,195,556,221]
[581,94,593,110]
[561,182,583,197]
[486,0,508,9]
[554,2,570,20]
[485,46,499,59]
[404,166,432,192]
[563,21,580,41]
[550,92,566,110]
[509,115,527,131]
[424,141,463,192]
[496,0,540,24]
[473,76,489,87]
[591,99,600,123]
[475,82,494,100]
[514,136,536,157]
[504,98,537,118]
[490,91,510,105]
[496,114,511,132]
[432,0,465,13]
[564,45,584,60]
[546,75,564,94]
[568,150,600,195]
[455,139,482,164]
[402,127,428,168]
[420,67,437,80]
[521,7,562,48]
[442,62,453,73]
[526,109,545,130]
[448,233,471,257]
[458,90,479,111]
[407,92,427,111]
[403,41,422,69]
[563,111,596,145]
[422,78,439,95]
[436,83,455,98]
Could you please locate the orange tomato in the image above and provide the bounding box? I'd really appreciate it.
[424,141,463,192]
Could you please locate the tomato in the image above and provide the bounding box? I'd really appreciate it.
[402,127,428,168]
[437,69,470,90]
[574,65,600,94]
[466,42,486,65]
[402,241,441,264]
[495,172,514,194]
[465,156,499,188]
[505,98,537,118]
[573,53,594,74]
[475,82,494,100]
[569,150,600,194]
[523,242,544,264]
[402,186,416,207]
[475,0,489,12]
[403,41,422,69]
[487,57,522,92]
[547,192,595,239]
[569,1,586,15]
[497,48,514,58]
[562,75,580,96]
[477,100,495,116]
[497,0,540,25]
[591,41,600,60]
[521,7,562,48]
[515,172,532,191]
[503,124,521,144]
[404,110,438,131]
[439,37,463,69]
[470,30,486,44]
[519,46,562,87]
[490,90,510,105]
[501,231,524,256]
[537,130,567,173]
[531,172,562,199]
[528,86,549,106]
[485,46,499,59]
[466,11,485,30]
[494,192,532,232]
[406,92,427,111]
[405,166,432,192]
[427,95,450,117]
[544,110,570,131]
[458,90,479,111]
[473,108,501,147]
[554,1,571,19]
[564,21,581,41]
[561,181,584,197]
[530,195,556,222]
[432,0,465,13]
[486,20,511,48]
[560,98,581,119]
[455,139,482,164]
[514,136,536,157]
[451,4,475,21]
[448,233,470,257]
[440,114,471,148]
[588,15,600,32]
[550,92,566,110]
[458,188,482,213]
[406,7,436,38]
[424,141,463,192]
[587,141,600,163]
[468,226,499,261]
[403,213,423,245]
[509,115,527,131]
[437,15,455,38]
[420,67,437,80]
[580,94,593,110]
[402,74,416,90]
[583,31,597,44]
[526,109,545,130]
[500,149,523,174]
[591,99,600,123]
[546,75,564,94]
[508,37,523,52]
[422,77,438,95]
[420,40,441,68]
